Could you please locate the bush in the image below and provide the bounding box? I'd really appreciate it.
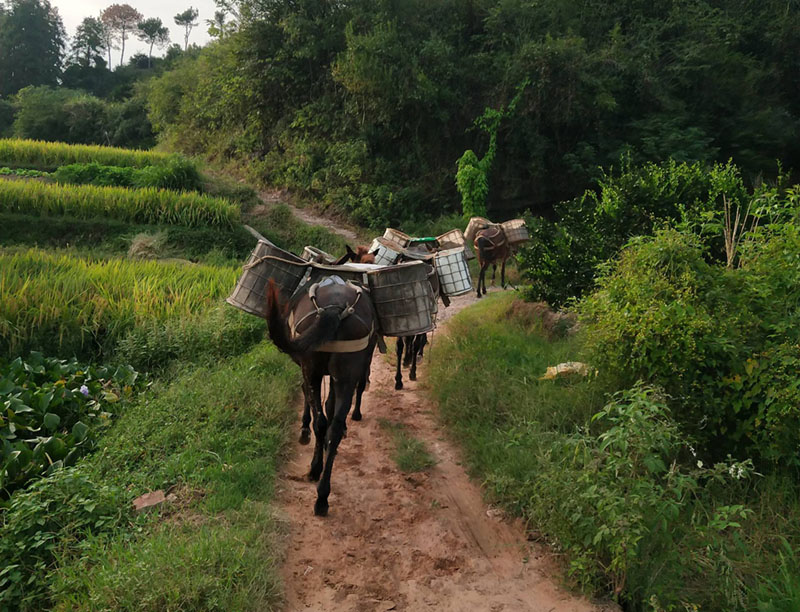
[518,158,748,307]
[0,99,14,137]
[579,226,800,465]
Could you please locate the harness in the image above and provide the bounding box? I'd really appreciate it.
[288,279,375,353]
[473,226,507,252]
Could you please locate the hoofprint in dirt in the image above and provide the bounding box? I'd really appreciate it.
[276,292,613,612]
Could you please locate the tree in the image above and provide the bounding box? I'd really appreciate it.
[101,4,142,68]
[174,7,199,51]
[0,0,65,98]
[136,17,169,67]
[71,16,107,67]
[206,10,233,39]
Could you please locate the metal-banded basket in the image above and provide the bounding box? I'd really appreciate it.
[435,248,473,296]
[302,245,337,265]
[383,228,411,247]
[437,228,475,260]
[464,216,496,242]
[500,219,529,246]
[369,237,405,266]
[367,261,434,337]
[292,263,370,298]
[227,240,308,317]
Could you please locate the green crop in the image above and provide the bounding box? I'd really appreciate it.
[0,179,239,227]
[0,138,178,169]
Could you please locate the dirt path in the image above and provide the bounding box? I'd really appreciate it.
[257,189,362,243]
[275,292,610,612]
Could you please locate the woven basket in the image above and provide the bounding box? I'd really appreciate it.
[435,248,473,296]
[500,219,529,246]
[369,237,405,266]
[383,228,411,247]
[437,228,475,260]
[302,245,337,265]
[464,216,496,242]
[367,261,434,337]
[227,240,307,317]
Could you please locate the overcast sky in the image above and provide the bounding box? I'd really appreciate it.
[52,0,218,66]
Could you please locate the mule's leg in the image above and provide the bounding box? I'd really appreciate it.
[501,257,507,289]
[417,334,428,361]
[308,372,326,482]
[315,379,356,516]
[353,343,375,421]
[476,263,486,298]
[402,334,413,367]
[491,263,497,285]
[395,337,404,390]
[324,384,341,442]
[299,395,312,445]
[409,337,419,381]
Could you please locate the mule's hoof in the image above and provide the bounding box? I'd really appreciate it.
[352,411,362,421]
[395,381,403,390]
[308,470,321,482]
[409,373,417,381]
[476,292,482,299]
[299,429,311,445]
[314,499,329,517]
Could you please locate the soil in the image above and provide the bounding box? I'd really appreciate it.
[257,188,362,243]
[275,291,614,612]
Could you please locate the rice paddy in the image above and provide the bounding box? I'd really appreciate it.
[0,138,179,169]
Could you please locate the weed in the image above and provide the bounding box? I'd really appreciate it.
[379,419,437,473]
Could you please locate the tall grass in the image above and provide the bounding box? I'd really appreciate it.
[0,138,178,169]
[0,179,239,227]
[0,249,239,358]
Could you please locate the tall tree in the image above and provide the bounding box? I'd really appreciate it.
[206,10,232,39]
[72,16,107,67]
[101,3,142,67]
[174,7,199,51]
[136,17,170,67]
[0,0,65,98]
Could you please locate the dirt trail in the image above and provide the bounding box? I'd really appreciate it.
[257,189,361,243]
[276,292,610,612]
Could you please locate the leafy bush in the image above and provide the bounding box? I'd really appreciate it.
[0,249,238,359]
[579,226,800,465]
[518,158,748,307]
[0,137,176,169]
[0,166,47,177]
[0,466,128,610]
[53,158,202,192]
[0,179,239,227]
[1,353,141,497]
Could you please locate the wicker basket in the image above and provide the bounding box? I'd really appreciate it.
[367,261,434,337]
[369,237,405,266]
[500,219,529,246]
[383,228,411,247]
[435,248,473,296]
[302,245,337,265]
[227,240,307,317]
[437,228,475,260]
[464,216,495,242]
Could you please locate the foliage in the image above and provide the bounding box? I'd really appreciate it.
[53,158,201,192]
[429,294,799,611]
[0,0,65,97]
[70,17,107,69]
[0,249,238,359]
[0,99,14,137]
[100,4,142,67]
[579,225,800,465]
[0,352,142,497]
[136,18,170,67]
[518,158,748,306]
[378,419,437,473]
[0,137,175,169]
[0,178,238,227]
[0,166,46,177]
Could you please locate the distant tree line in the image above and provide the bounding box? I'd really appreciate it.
[146,0,800,227]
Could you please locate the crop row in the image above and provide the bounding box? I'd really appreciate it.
[0,179,239,227]
[0,138,179,169]
[0,249,239,358]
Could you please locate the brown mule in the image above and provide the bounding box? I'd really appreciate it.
[266,280,378,516]
[474,225,511,297]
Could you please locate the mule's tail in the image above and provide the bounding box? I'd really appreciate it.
[475,236,493,261]
[265,281,342,356]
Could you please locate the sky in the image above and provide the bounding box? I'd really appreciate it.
[52,0,218,66]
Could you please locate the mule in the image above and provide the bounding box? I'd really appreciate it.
[266,279,377,516]
[474,225,511,298]
[333,244,377,266]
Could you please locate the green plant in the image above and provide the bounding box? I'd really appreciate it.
[378,419,437,473]
[0,138,176,169]
[0,166,47,177]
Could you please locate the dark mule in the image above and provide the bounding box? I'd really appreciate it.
[474,225,511,298]
[333,245,377,266]
[394,261,449,390]
[266,280,377,516]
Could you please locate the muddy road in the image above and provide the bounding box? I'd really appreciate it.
[276,292,609,612]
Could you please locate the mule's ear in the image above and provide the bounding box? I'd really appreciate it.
[346,244,355,255]
[371,249,379,256]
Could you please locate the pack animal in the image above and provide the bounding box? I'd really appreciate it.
[266,279,377,516]
[474,225,511,297]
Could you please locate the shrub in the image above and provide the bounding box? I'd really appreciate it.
[0,179,239,227]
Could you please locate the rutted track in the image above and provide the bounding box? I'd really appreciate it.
[275,292,610,611]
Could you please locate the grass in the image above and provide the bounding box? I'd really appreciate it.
[245,202,348,257]
[0,179,240,228]
[1,342,298,612]
[379,418,437,473]
[0,138,178,170]
[0,248,239,359]
[428,292,800,611]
